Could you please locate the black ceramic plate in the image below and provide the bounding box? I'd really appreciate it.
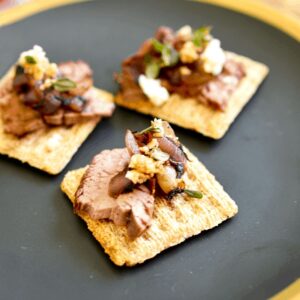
[0,1,299,299]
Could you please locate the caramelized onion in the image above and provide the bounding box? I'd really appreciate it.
[13,72,30,94]
[157,165,177,194]
[157,136,186,165]
[125,129,140,155]
[23,89,41,107]
[39,92,62,115]
[67,96,85,112]
[162,120,176,137]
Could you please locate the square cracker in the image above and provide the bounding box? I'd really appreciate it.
[61,147,238,266]
[0,68,114,175]
[115,52,269,139]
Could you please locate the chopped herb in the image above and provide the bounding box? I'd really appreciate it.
[138,125,161,135]
[152,39,164,53]
[151,39,179,67]
[184,189,203,199]
[192,26,211,47]
[161,45,179,67]
[52,78,77,92]
[144,54,152,64]
[145,60,161,79]
[166,188,203,200]
[25,55,37,64]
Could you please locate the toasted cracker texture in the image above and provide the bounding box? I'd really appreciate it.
[61,147,238,266]
[0,68,114,174]
[115,52,269,139]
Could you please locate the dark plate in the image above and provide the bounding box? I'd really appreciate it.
[0,0,299,299]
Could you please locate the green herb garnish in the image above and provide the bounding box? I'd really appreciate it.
[161,45,179,67]
[192,26,211,47]
[152,39,164,53]
[138,125,161,135]
[145,60,161,79]
[25,55,37,64]
[52,78,77,92]
[151,38,179,67]
[184,189,203,199]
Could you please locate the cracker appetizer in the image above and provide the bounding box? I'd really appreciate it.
[61,119,238,266]
[0,46,115,174]
[115,26,269,139]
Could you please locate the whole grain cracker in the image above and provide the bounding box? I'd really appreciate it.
[61,147,238,266]
[0,68,114,174]
[115,52,269,139]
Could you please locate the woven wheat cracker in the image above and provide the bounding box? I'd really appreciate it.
[0,68,114,174]
[115,52,269,139]
[61,147,238,266]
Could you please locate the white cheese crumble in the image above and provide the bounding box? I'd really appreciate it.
[176,25,193,41]
[18,45,58,80]
[201,39,226,76]
[138,75,169,106]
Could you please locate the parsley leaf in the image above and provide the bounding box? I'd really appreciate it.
[184,189,203,199]
[52,78,77,92]
[152,39,164,53]
[138,125,161,135]
[151,39,179,68]
[25,55,37,64]
[145,60,161,79]
[192,26,211,47]
[162,45,179,67]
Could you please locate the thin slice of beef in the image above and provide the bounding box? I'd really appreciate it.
[1,61,115,136]
[2,93,45,137]
[200,79,231,110]
[63,112,100,126]
[223,59,246,79]
[200,73,240,110]
[63,88,115,126]
[126,192,154,239]
[108,167,133,198]
[75,149,130,219]
[155,26,175,44]
[83,88,115,117]
[75,148,155,240]
[117,27,246,111]
[43,109,64,126]
[58,60,93,96]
